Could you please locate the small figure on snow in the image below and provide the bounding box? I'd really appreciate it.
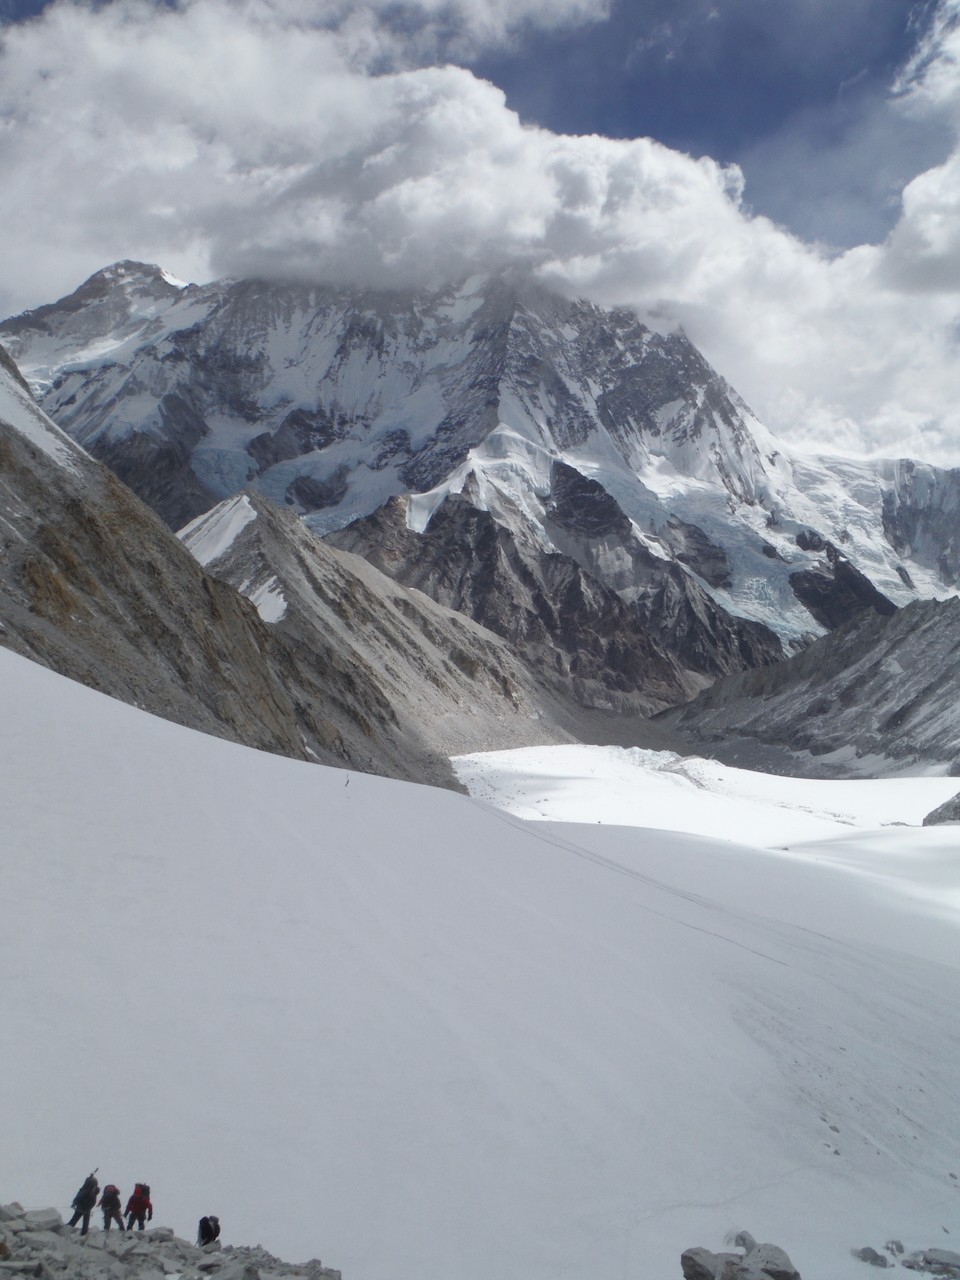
[197,1215,221,1247]
[67,1172,99,1236]
[99,1184,125,1232]
[125,1183,153,1232]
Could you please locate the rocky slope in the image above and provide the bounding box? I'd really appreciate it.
[1,263,928,680]
[0,1201,340,1280]
[657,596,960,777]
[0,345,610,784]
[178,488,662,753]
[328,486,768,713]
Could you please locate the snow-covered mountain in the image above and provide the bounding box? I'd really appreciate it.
[0,343,599,782]
[5,645,960,1280]
[657,595,960,777]
[6,262,950,693]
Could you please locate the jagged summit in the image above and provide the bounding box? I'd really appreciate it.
[2,265,956,706]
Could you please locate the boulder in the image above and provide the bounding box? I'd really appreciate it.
[853,1246,890,1267]
[903,1248,960,1276]
[739,1241,801,1280]
[21,1213,62,1234]
[681,1247,741,1279]
[0,1210,24,1225]
[683,1248,723,1280]
[923,792,960,826]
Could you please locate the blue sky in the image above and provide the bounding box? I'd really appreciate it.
[475,0,952,245]
[1,0,959,459]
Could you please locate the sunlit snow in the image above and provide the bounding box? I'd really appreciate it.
[452,743,960,844]
[4,647,960,1280]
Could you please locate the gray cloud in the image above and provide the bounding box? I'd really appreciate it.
[0,0,959,463]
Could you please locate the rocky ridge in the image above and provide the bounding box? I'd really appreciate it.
[658,596,960,777]
[0,1202,339,1280]
[180,488,675,756]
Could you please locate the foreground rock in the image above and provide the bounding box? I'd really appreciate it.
[0,1203,340,1280]
[902,1248,960,1276]
[681,1232,801,1280]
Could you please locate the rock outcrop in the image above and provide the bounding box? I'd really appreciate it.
[0,1202,340,1280]
[922,791,960,825]
[902,1248,960,1276]
[681,1233,800,1280]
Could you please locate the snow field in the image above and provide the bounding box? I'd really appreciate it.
[452,742,960,843]
[4,647,960,1280]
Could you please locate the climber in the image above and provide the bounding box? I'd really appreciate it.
[67,1172,99,1236]
[99,1183,125,1232]
[125,1183,153,1231]
[197,1215,221,1247]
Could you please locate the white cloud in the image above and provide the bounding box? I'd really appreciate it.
[1,0,960,462]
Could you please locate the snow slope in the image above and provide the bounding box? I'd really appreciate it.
[4,647,960,1280]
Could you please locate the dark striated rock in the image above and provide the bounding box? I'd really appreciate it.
[923,791,960,825]
[660,596,960,777]
[789,540,896,631]
[330,491,701,714]
[544,461,782,681]
[659,515,733,587]
[286,466,350,513]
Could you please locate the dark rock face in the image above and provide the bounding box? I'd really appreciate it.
[789,539,897,630]
[659,597,960,777]
[659,515,733,587]
[544,462,783,681]
[286,466,350,513]
[330,492,702,714]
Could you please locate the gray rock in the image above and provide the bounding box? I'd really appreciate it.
[21,1213,62,1234]
[903,1248,960,1275]
[887,1241,905,1256]
[739,1241,801,1280]
[682,1248,724,1280]
[0,1210,24,1225]
[681,1247,744,1280]
[923,792,960,826]
[852,1246,890,1267]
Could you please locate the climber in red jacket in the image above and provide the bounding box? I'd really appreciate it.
[124,1183,153,1231]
